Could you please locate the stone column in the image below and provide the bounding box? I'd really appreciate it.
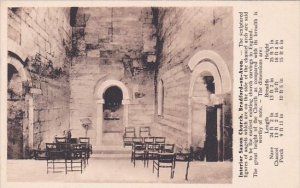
[187,97,192,146]
[96,99,104,145]
[26,95,34,149]
[217,107,222,161]
[211,94,224,161]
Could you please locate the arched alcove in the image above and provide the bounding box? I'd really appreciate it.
[95,80,130,145]
[188,50,231,161]
[7,52,33,159]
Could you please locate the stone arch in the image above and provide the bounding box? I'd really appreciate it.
[97,80,130,102]
[188,50,231,161]
[188,50,231,94]
[7,51,34,158]
[8,51,31,84]
[95,79,130,145]
[8,39,28,63]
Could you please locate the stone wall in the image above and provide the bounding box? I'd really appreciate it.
[70,8,157,144]
[7,7,72,157]
[154,7,233,156]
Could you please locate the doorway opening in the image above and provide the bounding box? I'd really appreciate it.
[203,76,218,162]
[102,86,124,145]
[7,64,25,159]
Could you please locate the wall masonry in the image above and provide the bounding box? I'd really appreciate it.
[154,7,233,158]
[70,8,157,144]
[7,8,72,157]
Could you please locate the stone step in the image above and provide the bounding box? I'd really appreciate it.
[91,153,131,160]
[91,145,132,160]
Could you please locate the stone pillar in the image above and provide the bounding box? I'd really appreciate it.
[217,107,222,161]
[96,99,104,145]
[122,99,130,127]
[27,95,34,149]
[190,96,207,148]
[187,97,192,146]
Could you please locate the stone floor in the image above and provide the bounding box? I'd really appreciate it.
[7,159,232,183]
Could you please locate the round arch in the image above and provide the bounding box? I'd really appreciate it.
[8,51,31,84]
[188,50,231,94]
[97,80,130,102]
[95,79,130,145]
[187,50,231,161]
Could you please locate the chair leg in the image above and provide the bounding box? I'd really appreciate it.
[71,159,73,171]
[81,160,83,174]
[133,155,136,167]
[147,156,149,168]
[152,161,154,173]
[173,170,174,179]
[65,159,67,174]
[171,167,175,179]
[157,166,159,177]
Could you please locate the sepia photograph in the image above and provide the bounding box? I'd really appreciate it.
[5,5,233,183]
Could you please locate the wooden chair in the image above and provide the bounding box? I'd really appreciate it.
[153,152,176,178]
[65,144,86,174]
[79,137,92,163]
[139,126,151,137]
[46,143,68,174]
[131,137,144,163]
[131,142,146,167]
[145,143,160,167]
[123,127,136,147]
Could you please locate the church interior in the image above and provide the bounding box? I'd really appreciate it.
[6,7,233,183]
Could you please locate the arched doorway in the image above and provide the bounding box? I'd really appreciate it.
[7,64,25,159]
[188,50,232,161]
[7,52,33,159]
[102,86,124,145]
[95,80,130,146]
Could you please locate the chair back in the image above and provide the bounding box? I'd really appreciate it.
[132,137,143,144]
[144,137,154,145]
[46,143,67,159]
[139,126,151,137]
[161,144,175,153]
[69,143,86,159]
[154,137,166,144]
[133,142,146,151]
[124,127,135,137]
[55,137,67,143]
[46,143,58,150]
[147,143,160,153]
[79,137,90,144]
[158,153,176,164]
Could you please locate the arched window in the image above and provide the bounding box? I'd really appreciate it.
[157,79,164,116]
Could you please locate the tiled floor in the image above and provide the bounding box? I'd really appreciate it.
[7,159,232,183]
